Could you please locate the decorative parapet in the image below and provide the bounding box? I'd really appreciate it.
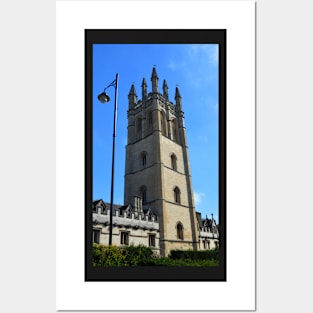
[199,227,219,239]
[92,211,159,232]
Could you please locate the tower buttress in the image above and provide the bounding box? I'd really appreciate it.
[126,84,137,146]
[174,86,187,147]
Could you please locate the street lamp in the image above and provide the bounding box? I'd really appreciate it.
[98,92,110,103]
[98,73,119,246]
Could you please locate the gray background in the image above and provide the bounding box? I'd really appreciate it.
[1,0,312,312]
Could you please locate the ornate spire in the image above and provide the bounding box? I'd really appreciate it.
[151,66,158,78]
[175,86,182,108]
[141,78,147,99]
[151,67,159,93]
[128,83,137,108]
[163,80,169,100]
[129,83,137,96]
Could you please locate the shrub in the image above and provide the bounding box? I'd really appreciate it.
[169,248,219,261]
[149,257,218,267]
[92,244,219,267]
[92,244,126,267]
[92,244,154,267]
[123,245,154,266]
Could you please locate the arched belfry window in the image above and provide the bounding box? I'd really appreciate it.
[140,151,147,168]
[140,185,147,204]
[172,119,178,142]
[170,153,177,171]
[176,222,184,240]
[136,117,142,140]
[160,111,167,136]
[147,110,153,131]
[174,186,181,204]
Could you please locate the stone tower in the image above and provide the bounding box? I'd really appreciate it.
[124,67,199,256]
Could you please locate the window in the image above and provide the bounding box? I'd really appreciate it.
[148,111,153,130]
[140,185,147,204]
[101,205,107,214]
[149,234,156,247]
[136,117,142,139]
[92,229,100,244]
[120,232,129,245]
[160,111,166,136]
[140,152,147,167]
[172,119,177,142]
[174,186,181,203]
[177,222,184,240]
[171,154,177,171]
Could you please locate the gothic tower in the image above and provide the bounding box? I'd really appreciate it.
[124,67,199,256]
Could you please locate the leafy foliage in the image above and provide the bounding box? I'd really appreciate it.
[92,244,219,267]
[92,244,127,267]
[150,257,218,267]
[169,248,219,261]
[123,245,154,266]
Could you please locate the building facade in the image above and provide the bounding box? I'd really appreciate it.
[92,68,219,256]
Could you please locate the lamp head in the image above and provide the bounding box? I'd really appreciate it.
[98,92,110,103]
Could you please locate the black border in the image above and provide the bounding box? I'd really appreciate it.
[85,30,226,281]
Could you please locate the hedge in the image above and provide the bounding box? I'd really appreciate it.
[92,244,154,267]
[151,257,218,267]
[92,244,219,267]
[169,248,219,261]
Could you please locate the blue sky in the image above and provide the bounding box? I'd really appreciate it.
[92,44,219,223]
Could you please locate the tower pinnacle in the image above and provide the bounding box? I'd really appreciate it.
[128,83,137,109]
[151,67,159,93]
[141,78,147,100]
[163,80,169,100]
[175,86,182,108]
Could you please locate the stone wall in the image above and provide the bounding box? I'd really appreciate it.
[93,209,160,254]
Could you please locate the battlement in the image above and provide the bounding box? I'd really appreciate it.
[199,228,218,239]
[92,199,159,231]
[93,211,159,231]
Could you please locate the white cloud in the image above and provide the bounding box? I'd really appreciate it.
[168,60,178,70]
[194,191,206,206]
[208,45,219,65]
[168,60,186,71]
[166,44,218,92]
[186,44,218,66]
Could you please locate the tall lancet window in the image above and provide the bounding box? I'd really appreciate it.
[140,151,147,168]
[172,119,177,142]
[140,185,147,204]
[148,111,153,131]
[136,117,142,140]
[170,153,177,171]
[174,186,181,204]
[176,222,184,240]
[160,111,166,136]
